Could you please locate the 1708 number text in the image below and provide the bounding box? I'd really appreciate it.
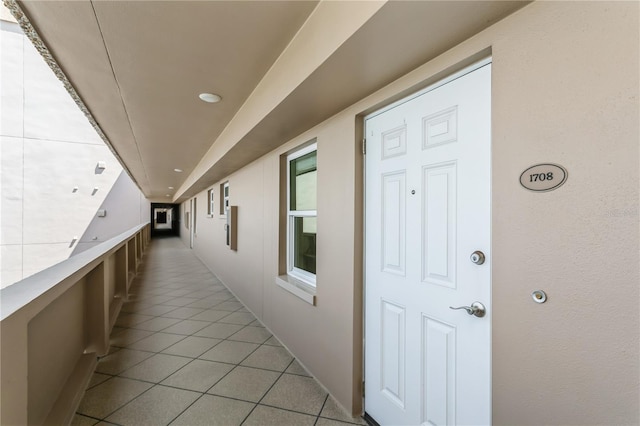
[529,172,553,182]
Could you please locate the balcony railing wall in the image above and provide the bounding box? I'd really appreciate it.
[1,223,150,425]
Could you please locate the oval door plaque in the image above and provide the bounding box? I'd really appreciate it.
[520,163,568,192]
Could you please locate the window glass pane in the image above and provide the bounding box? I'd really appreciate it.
[293,216,316,274]
[222,182,230,213]
[290,151,317,211]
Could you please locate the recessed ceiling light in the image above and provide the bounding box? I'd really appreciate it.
[199,93,222,103]
[165,194,170,197]
[168,186,174,189]
[174,168,183,173]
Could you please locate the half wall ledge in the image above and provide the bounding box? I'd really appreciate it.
[0,223,151,426]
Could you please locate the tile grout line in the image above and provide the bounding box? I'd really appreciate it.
[314,394,331,426]
[164,391,212,426]
[243,353,333,423]
[237,357,299,425]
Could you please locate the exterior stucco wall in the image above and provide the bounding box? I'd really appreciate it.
[0,19,149,288]
[72,171,150,256]
[180,2,638,423]
[485,3,638,424]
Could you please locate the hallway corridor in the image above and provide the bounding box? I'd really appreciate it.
[73,237,365,426]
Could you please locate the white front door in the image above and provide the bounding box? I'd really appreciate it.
[364,63,492,426]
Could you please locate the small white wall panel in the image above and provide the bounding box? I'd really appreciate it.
[381,299,406,408]
[382,172,406,275]
[423,163,456,287]
[23,41,102,144]
[423,106,458,149]
[1,25,25,138]
[423,316,456,426]
[382,125,407,159]
[0,136,25,246]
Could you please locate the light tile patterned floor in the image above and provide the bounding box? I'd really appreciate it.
[73,236,366,426]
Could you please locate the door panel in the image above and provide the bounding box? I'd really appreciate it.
[382,172,406,275]
[381,299,406,408]
[365,62,491,426]
[423,106,458,148]
[423,163,457,287]
[383,125,408,159]
[423,316,456,426]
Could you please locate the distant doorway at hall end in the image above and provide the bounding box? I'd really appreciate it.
[151,203,180,237]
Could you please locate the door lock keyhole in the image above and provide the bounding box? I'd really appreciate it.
[470,250,485,265]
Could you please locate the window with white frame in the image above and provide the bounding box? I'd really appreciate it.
[219,181,229,215]
[287,143,317,285]
[207,189,214,216]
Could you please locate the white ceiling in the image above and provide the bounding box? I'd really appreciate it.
[12,0,528,202]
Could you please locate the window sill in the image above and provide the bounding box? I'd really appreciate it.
[275,275,316,306]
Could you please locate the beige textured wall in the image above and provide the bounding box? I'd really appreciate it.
[489,3,639,424]
[184,1,638,422]
[27,279,85,425]
[188,113,361,411]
